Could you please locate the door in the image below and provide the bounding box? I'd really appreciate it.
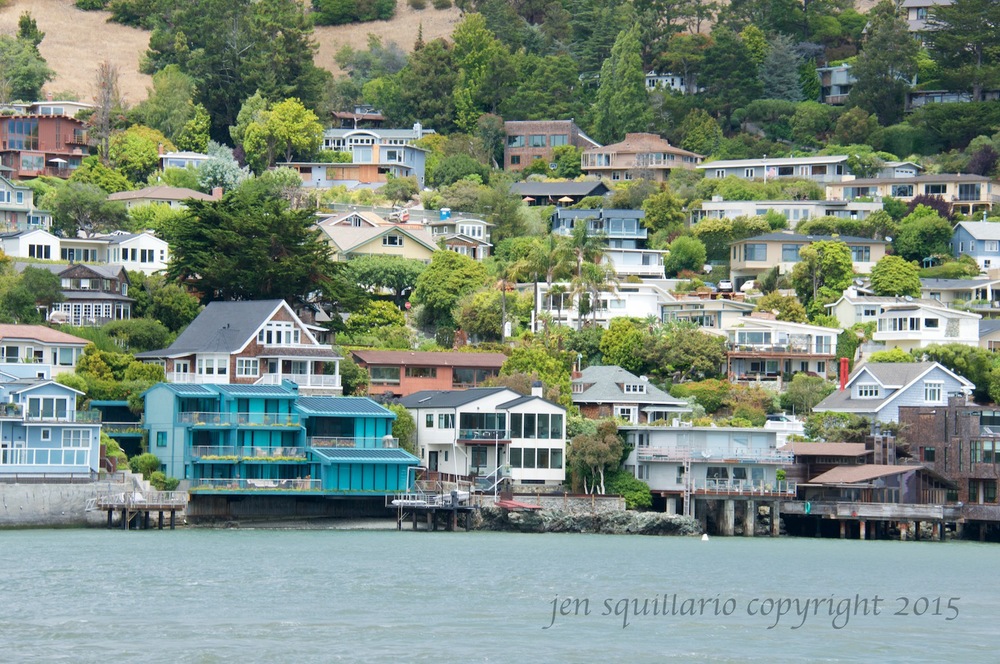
[428,451,439,472]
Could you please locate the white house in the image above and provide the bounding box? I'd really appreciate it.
[2,229,170,275]
[0,229,60,261]
[692,198,884,228]
[530,279,676,330]
[825,292,943,329]
[103,232,170,274]
[873,301,980,351]
[725,316,840,383]
[399,386,566,487]
[0,172,51,232]
[427,217,493,261]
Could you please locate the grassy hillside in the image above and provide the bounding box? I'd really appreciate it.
[0,0,462,104]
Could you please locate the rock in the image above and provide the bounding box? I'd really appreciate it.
[475,506,700,536]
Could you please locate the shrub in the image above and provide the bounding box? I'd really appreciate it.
[313,0,397,24]
[408,0,427,8]
[670,379,731,414]
[149,471,180,491]
[432,0,451,7]
[129,452,161,479]
[76,0,108,9]
[604,469,652,510]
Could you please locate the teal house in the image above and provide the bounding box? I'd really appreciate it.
[143,381,417,496]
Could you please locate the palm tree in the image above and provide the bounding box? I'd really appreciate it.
[572,261,619,329]
[548,284,569,326]
[527,235,572,331]
[568,217,607,279]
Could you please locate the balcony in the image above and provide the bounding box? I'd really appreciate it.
[0,447,92,468]
[22,410,102,424]
[636,447,794,464]
[256,373,342,389]
[189,477,321,492]
[190,446,308,461]
[310,436,399,448]
[691,479,796,496]
[178,412,233,427]
[102,422,145,436]
[178,412,301,427]
[458,429,511,443]
[727,342,833,356]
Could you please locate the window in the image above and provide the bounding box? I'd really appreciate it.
[236,358,259,377]
[850,245,871,262]
[987,241,999,252]
[510,448,521,467]
[528,134,546,148]
[507,135,524,148]
[522,448,536,469]
[471,446,487,469]
[537,449,550,469]
[857,384,880,398]
[922,447,935,463]
[781,244,801,262]
[743,243,767,261]
[615,406,635,422]
[777,166,793,176]
[41,428,51,441]
[958,184,981,201]
[437,413,454,429]
[28,244,51,259]
[924,183,946,195]
[27,397,68,419]
[891,184,914,197]
[550,135,568,147]
[550,449,563,469]
[744,168,755,178]
[510,155,521,165]
[924,318,939,329]
[812,165,827,175]
[924,381,943,403]
[370,366,401,384]
[383,234,404,247]
[623,383,646,394]
[715,169,725,178]
[156,431,167,447]
[425,414,434,428]
[405,367,437,378]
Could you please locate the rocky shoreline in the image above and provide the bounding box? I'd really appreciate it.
[475,505,702,536]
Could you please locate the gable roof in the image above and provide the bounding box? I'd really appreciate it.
[319,224,438,254]
[510,181,610,198]
[954,221,1000,241]
[317,211,387,228]
[808,464,926,485]
[814,361,974,413]
[584,132,702,159]
[398,388,516,409]
[351,350,507,368]
[107,186,216,202]
[135,300,318,358]
[0,325,89,345]
[295,396,395,418]
[572,365,690,408]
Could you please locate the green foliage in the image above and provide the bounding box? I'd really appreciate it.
[804,412,872,443]
[0,34,54,103]
[914,343,995,402]
[452,288,531,342]
[755,291,807,323]
[379,176,419,205]
[149,471,180,491]
[69,157,133,194]
[412,250,488,328]
[759,34,803,102]
[779,374,835,415]
[109,125,175,184]
[867,348,914,363]
[679,108,722,156]
[909,102,1000,152]
[47,182,130,238]
[347,255,426,307]
[336,351,370,396]
[429,154,490,188]
[848,1,918,124]
[500,344,572,408]
[101,433,128,465]
[638,323,727,383]
[599,318,645,374]
[591,26,652,143]
[604,469,652,510]
[894,205,953,262]
[663,236,707,277]
[129,272,203,332]
[870,255,922,297]
[198,142,251,192]
[700,27,763,118]
[671,379,731,414]
[102,318,172,353]
[924,0,1000,103]
[130,453,161,479]
[313,0,397,25]
[242,97,323,172]
[346,300,406,334]
[569,418,624,494]
[129,64,197,144]
[791,240,855,318]
[386,403,417,456]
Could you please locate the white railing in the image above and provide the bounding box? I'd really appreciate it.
[190,446,307,460]
[0,448,91,467]
[636,447,794,464]
[95,490,188,509]
[256,374,342,388]
[692,479,796,495]
[189,478,321,492]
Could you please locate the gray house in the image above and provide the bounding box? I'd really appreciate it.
[572,365,691,425]
[813,361,974,424]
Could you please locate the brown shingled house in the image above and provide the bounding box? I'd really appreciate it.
[350,350,507,398]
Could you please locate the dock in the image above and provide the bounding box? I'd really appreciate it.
[90,490,188,530]
[390,475,478,532]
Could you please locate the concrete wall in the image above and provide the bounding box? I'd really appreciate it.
[0,482,108,527]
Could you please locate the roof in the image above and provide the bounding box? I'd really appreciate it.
[295,396,394,417]
[814,361,975,413]
[510,181,609,197]
[699,155,848,169]
[108,186,216,202]
[319,225,438,254]
[584,133,703,159]
[572,365,690,408]
[310,447,418,464]
[737,232,887,245]
[835,174,995,186]
[787,442,870,457]
[826,295,942,309]
[954,221,1000,241]
[144,383,219,398]
[317,210,387,228]
[351,350,507,369]
[808,464,926,484]
[398,388,514,408]
[497,395,566,411]
[135,300,287,358]
[920,278,1000,291]
[215,384,297,398]
[851,361,945,388]
[0,324,89,345]
[980,319,1000,336]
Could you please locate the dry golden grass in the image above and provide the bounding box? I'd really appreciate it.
[0,0,462,104]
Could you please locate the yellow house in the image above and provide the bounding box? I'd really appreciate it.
[319,224,439,262]
[826,174,999,217]
[729,231,888,287]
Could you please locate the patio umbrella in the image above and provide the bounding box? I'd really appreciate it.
[522,196,535,203]
[48,158,68,164]
[558,196,574,203]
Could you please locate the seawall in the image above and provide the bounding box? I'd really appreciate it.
[476,505,702,536]
[0,483,108,528]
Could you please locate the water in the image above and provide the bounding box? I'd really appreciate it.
[1,529,997,663]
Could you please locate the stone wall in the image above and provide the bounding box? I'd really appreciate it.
[476,505,701,536]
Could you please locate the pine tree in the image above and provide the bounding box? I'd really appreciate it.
[847,0,917,125]
[591,26,652,144]
[760,34,803,102]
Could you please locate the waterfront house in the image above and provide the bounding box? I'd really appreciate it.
[400,386,567,487]
[159,151,210,171]
[143,382,416,494]
[504,120,600,171]
[725,316,840,384]
[581,133,703,182]
[813,361,974,424]
[920,277,1000,308]
[298,124,430,189]
[318,222,438,263]
[571,365,691,425]
[136,300,343,394]
[350,350,506,399]
[873,301,980,351]
[530,279,674,329]
[729,231,887,287]
[700,156,852,183]
[660,294,755,330]
[825,292,943,329]
[0,378,102,478]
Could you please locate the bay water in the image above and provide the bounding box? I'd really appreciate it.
[2,528,997,663]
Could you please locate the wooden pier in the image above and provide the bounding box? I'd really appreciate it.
[92,490,188,530]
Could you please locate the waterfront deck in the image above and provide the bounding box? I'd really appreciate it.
[90,489,188,530]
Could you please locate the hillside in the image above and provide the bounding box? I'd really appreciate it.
[0,0,462,104]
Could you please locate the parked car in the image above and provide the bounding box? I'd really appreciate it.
[718,279,733,292]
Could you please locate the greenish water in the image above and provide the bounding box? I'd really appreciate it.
[1,529,996,663]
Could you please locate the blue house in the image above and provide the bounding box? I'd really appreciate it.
[551,208,664,278]
[951,222,1000,271]
[0,379,102,477]
[813,362,975,424]
[143,382,417,495]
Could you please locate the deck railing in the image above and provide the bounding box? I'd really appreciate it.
[178,412,301,427]
[310,436,398,448]
[0,448,92,467]
[189,478,321,492]
[692,479,796,496]
[190,446,308,460]
[458,429,510,441]
[636,447,794,464]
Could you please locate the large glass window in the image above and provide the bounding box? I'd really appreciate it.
[850,245,871,262]
[743,244,767,261]
[924,381,943,403]
[781,244,801,261]
[528,135,546,147]
[404,367,437,378]
[370,366,401,384]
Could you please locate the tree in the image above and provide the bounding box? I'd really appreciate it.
[451,14,517,133]
[679,108,723,155]
[412,250,488,328]
[48,182,130,237]
[347,255,426,307]
[336,349,370,395]
[0,35,54,104]
[642,188,687,237]
[198,142,251,192]
[591,26,651,144]
[868,347,914,363]
[164,188,339,305]
[755,291,808,323]
[639,323,727,382]
[90,60,124,164]
[102,318,173,353]
[791,240,855,318]
[759,34,803,102]
[870,255,921,297]
[109,125,176,184]
[177,104,211,153]
[17,11,45,49]
[346,300,406,334]
[378,176,419,206]
[130,64,197,144]
[847,1,918,124]
[243,97,323,171]
[386,403,417,456]
[569,419,623,494]
[700,27,763,117]
[660,33,710,95]
[925,0,1000,103]
[894,206,953,263]
[69,157,133,194]
[779,374,835,415]
[500,344,573,407]
[916,343,996,402]
[663,235,707,277]
[832,107,878,146]
[599,318,645,374]
[429,154,490,188]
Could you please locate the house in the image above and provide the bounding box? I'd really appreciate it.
[530,279,676,330]
[921,277,1000,308]
[645,70,695,94]
[980,319,1000,351]
[904,0,951,33]
[318,223,438,263]
[660,295,755,330]
[571,365,690,425]
[143,382,416,496]
[813,361,975,423]
[0,325,90,378]
[89,399,144,457]
[36,263,134,326]
[782,442,873,486]
[729,231,887,287]
[503,120,600,171]
[135,300,343,394]
[898,395,1000,530]
[349,350,507,398]
[951,222,1000,271]
[510,180,610,207]
[399,386,567,487]
[301,124,431,189]
[817,63,854,105]
[24,99,94,118]
[0,378,102,478]
[552,208,664,278]
[873,301,980,351]
[0,114,88,179]
[98,231,170,275]
[692,198,883,227]
[827,174,998,217]
[581,132,703,182]
[622,425,793,529]
[0,170,51,232]
[316,210,387,228]
[700,156,853,183]
[159,151,210,171]
[0,229,60,262]
[426,216,492,260]
[107,185,218,210]
[331,105,385,129]
[725,316,840,384]
[825,292,943,329]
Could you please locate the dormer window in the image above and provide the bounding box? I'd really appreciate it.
[257,321,301,345]
[383,234,404,246]
[857,384,880,398]
[572,383,584,394]
[623,383,646,394]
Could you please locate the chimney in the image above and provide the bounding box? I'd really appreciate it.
[157,143,164,156]
[413,122,422,139]
[46,91,53,101]
[531,380,544,399]
[839,357,849,391]
[212,186,223,200]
